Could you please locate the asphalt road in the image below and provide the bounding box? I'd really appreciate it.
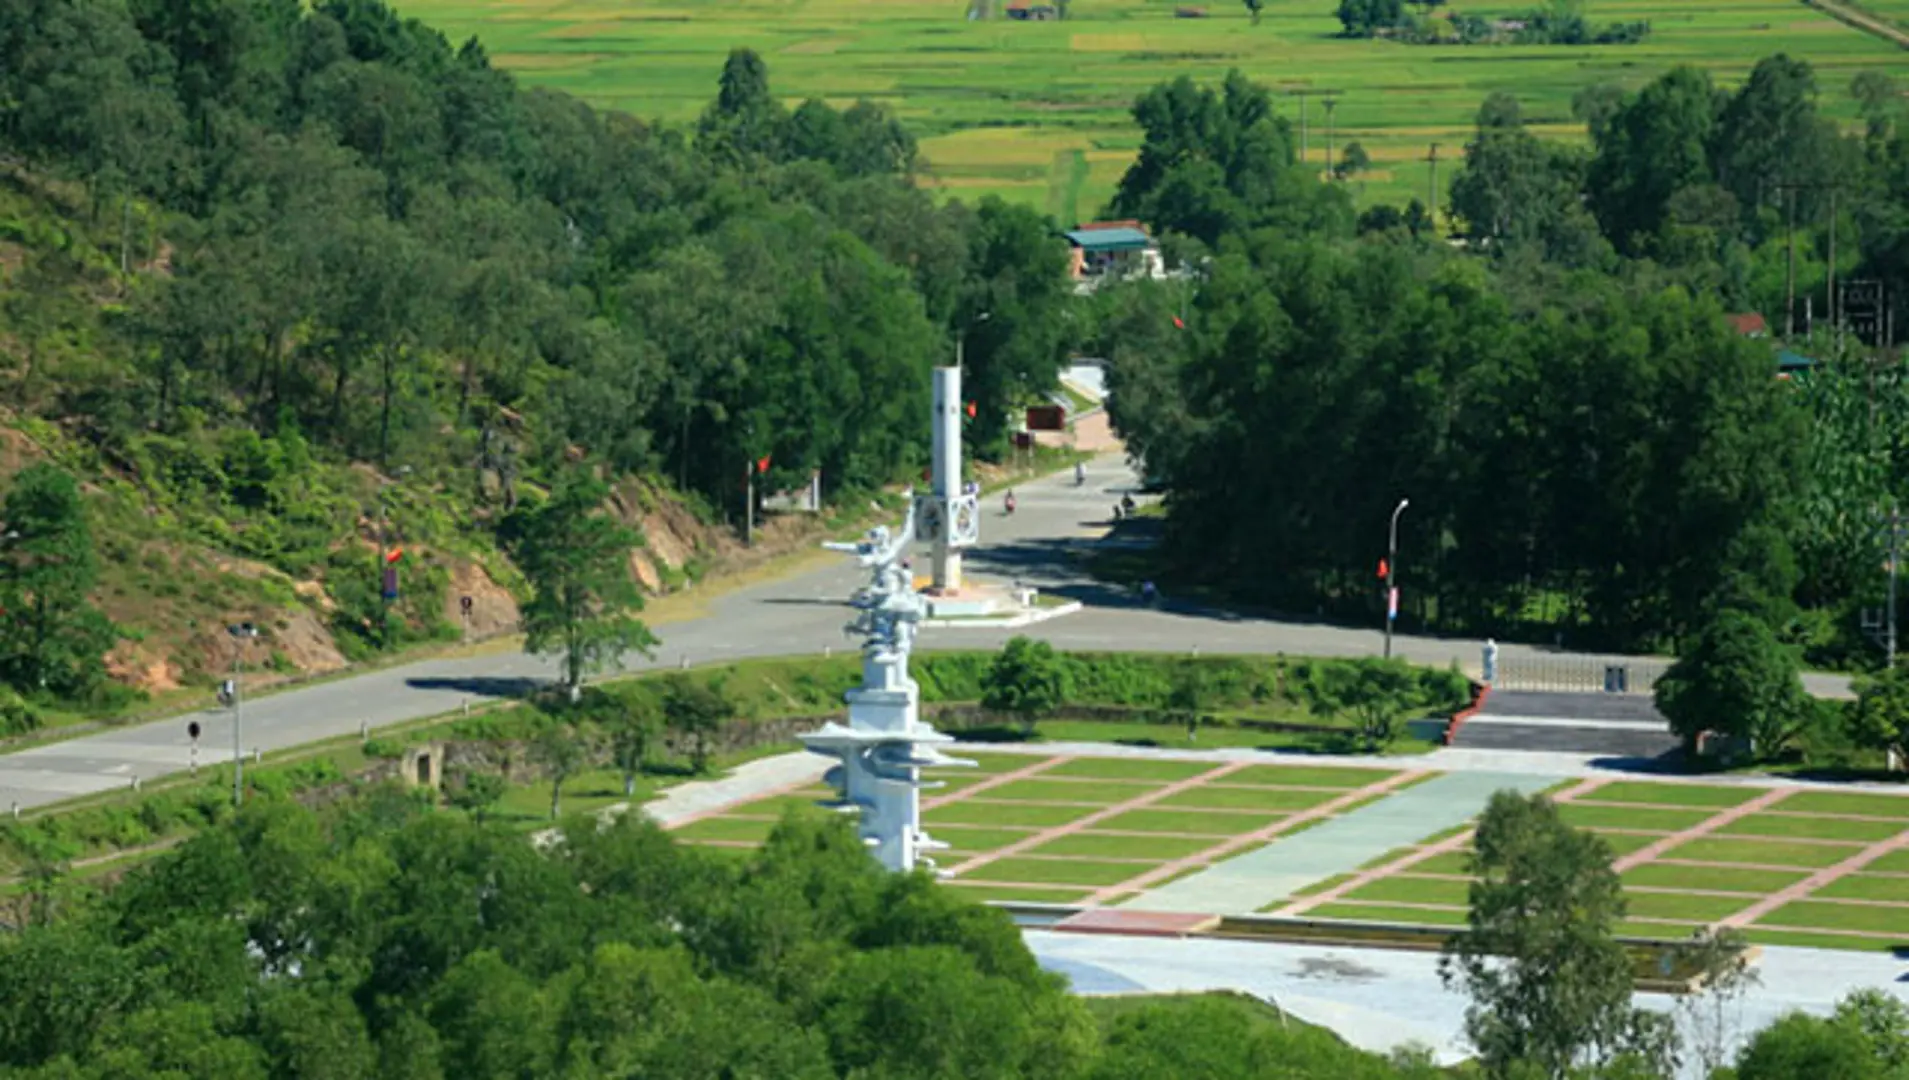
[0,454,1856,813]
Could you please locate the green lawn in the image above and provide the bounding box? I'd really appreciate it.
[1661,837,1858,869]
[1597,833,1665,857]
[1024,831,1218,861]
[1745,927,1903,953]
[932,825,1040,854]
[1867,849,1909,874]
[1043,757,1221,782]
[1810,873,1909,903]
[1227,764,1397,788]
[974,856,1151,887]
[982,778,1159,805]
[1152,785,1340,813]
[1581,782,1761,809]
[1556,803,1716,833]
[1621,864,1810,894]
[670,816,777,843]
[942,883,1094,904]
[1341,875,1473,907]
[1714,813,1904,843]
[1408,851,1474,876]
[1758,899,1909,937]
[397,0,1904,215]
[1623,891,1751,923]
[1287,871,1360,899]
[1095,808,1282,835]
[926,800,1096,828]
[493,767,655,824]
[1309,902,1469,927]
[1776,791,1909,819]
[960,753,1053,774]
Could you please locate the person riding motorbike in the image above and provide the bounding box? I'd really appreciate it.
[1075,462,1086,486]
[1004,490,1017,515]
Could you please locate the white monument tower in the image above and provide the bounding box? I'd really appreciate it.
[800,511,973,871]
[914,366,981,598]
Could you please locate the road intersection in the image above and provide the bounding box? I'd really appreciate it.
[0,454,1854,814]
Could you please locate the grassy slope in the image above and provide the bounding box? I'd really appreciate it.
[393,0,1902,215]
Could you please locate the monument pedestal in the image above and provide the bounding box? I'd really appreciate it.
[920,581,1041,620]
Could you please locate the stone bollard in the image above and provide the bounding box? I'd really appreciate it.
[825,645,832,659]
[131,776,140,792]
[9,802,17,820]
[360,721,370,740]
[254,748,262,764]
[679,655,689,670]
[1191,645,1200,658]
[463,698,470,716]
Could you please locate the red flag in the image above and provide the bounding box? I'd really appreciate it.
[756,455,772,474]
[964,401,977,418]
[1376,558,1388,579]
[386,548,404,564]
[1173,316,1185,329]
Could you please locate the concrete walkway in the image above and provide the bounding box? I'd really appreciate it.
[1121,770,1564,915]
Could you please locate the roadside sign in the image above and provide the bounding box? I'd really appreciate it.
[1387,587,1399,620]
[187,721,200,741]
[382,567,399,601]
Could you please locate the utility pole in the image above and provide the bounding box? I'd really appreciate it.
[744,459,754,546]
[1323,94,1339,179]
[226,623,258,807]
[1780,183,1797,339]
[1383,498,1409,660]
[1892,504,1900,670]
[1295,89,1308,167]
[1828,186,1839,340]
[1425,142,1440,226]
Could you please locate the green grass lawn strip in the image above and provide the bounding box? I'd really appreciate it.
[1153,785,1341,813]
[1024,832,1218,861]
[926,801,1097,828]
[1227,764,1395,788]
[1557,803,1716,833]
[1776,791,1909,819]
[1597,832,1665,857]
[1289,871,1359,899]
[1356,844,1431,871]
[1811,874,1909,903]
[724,793,836,819]
[1745,927,1903,953]
[1042,757,1220,782]
[1410,852,1475,876]
[1865,850,1909,874]
[1580,782,1762,808]
[1308,902,1469,927]
[1661,837,1856,868]
[1096,808,1282,835]
[929,826,1036,855]
[942,883,1093,904]
[1621,864,1809,894]
[959,753,1053,775]
[1341,875,1472,907]
[1715,812,1906,843]
[1615,920,1695,940]
[1758,899,1909,936]
[981,778,1160,805]
[1623,892,1752,922]
[977,856,1159,888]
[670,816,778,843]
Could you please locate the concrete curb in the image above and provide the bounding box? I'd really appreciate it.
[921,601,1084,630]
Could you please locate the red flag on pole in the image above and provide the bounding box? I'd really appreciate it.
[965,401,977,418]
[386,548,404,564]
[1376,558,1388,579]
[756,455,772,474]
[1173,316,1185,329]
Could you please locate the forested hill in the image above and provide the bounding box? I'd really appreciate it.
[0,1,1076,707]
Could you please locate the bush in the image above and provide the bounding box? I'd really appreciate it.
[362,738,406,760]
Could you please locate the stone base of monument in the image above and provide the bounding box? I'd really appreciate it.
[919,582,1081,627]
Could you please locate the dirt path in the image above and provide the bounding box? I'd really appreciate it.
[1806,0,1909,48]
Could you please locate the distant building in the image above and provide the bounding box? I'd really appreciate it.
[1004,3,1058,19]
[1725,312,1769,339]
[1064,221,1165,292]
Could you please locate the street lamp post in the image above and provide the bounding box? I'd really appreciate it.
[227,622,258,806]
[954,311,991,371]
[1383,498,1409,660]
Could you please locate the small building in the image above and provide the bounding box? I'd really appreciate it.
[1776,349,1815,379]
[1726,312,1769,339]
[1064,221,1165,290]
[1004,3,1058,18]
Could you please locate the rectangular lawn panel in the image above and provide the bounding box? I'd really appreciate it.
[1341,875,1473,907]
[1227,764,1395,788]
[1716,813,1906,843]
[974,857,1153,888]
[1758,900,1909,937]
[1581,782,1761,809]
[1557,803,1716,833]
[1043,757,1219,782]
[930,826,1037,855]
[1623,892,1752,923]
[1025,832,1217,861]
[670,816,777,843]
[926,801,1096,828]
[942,883,1094,904]
[1810,874,1909,904]
[1096,808,1281,835]
[1309,902,1469,927]
[1408,851,1475,876]
[1746,928,1902,953]
[1597,832,1668,857]
[982,778,1158,805]
[1154,785,1340,813]
[1662,837,1858,869]
[1621,864,1810,894]
[1777,792,1909,819]
[1616,920,1694,939]
[959,753,1053,775]
[1866,850,1909,874]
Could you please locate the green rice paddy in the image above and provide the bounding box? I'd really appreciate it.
[394,0,1905,215]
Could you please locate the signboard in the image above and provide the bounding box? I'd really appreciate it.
[1387,587,1399,621]
[1025,404,1066,432]
[187,721,201,741]
[382,567,399,601]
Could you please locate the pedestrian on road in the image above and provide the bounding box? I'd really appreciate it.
[1004,490,1016,515]
[1075,462,1085,486]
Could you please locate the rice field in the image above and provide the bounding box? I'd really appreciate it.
[394,0,1906,214]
